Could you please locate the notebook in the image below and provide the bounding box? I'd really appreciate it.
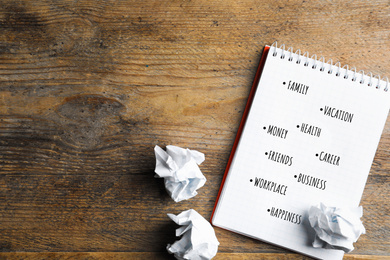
[211,43,390,260]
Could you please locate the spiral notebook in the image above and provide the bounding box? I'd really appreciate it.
[211,44,390,259]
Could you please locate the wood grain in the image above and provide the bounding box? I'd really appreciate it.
[0,0,389,259]
[0,252,388,260]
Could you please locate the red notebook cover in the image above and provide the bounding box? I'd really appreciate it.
[210,46,270,223]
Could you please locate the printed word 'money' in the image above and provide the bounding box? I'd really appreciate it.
[266,125,288,139]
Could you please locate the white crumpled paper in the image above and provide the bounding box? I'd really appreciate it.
[308,203,366,253]
[167,209,219,260]
[154,145,206,202]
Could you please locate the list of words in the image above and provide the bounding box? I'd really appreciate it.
[248,79,354,225]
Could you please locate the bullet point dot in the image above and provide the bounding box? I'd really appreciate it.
[294,175,297,178]
[320,108,323,111]
[265,152,268,155]
[263,126,266,130]
[296,125,299,128]
[267,209,270,212]
[283,82,286,85]
[250,179,253,182]
[316,153,319,157]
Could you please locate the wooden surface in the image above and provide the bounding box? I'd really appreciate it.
[0,0,389,259]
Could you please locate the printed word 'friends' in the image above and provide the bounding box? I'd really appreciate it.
[266,150,293,166]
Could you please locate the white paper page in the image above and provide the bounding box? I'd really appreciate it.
[212,46,390,260]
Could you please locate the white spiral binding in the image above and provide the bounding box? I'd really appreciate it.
[271,42,389,92]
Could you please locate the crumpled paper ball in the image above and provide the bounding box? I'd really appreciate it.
[167,209,219,260]
[154,145,206,202]
[308,203,366,253]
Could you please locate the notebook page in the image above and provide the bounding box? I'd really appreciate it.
[212,46,390,260]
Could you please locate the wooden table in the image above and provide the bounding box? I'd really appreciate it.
[0,0,389,259]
